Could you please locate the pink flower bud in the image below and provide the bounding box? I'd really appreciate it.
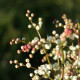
[71,72,73,74]
[27,44,31,49]
[10,41,13,45]
[17,50,21,54]
[29,54,33,58]
[41,59,44,63]
[64,28,69,33]
[68,30,72,34]
[43,56,46,60]
[26,48,29,52]
[24,45,27,49]
[58,53,61,56]
[9,60,13,64]
[68,73,71,76]
[67,55,70,57]
[73,58,76,60]
[60,37,66,42]
[68,33,71,38]
[73,27,76,31]
[12,39,15,42]
[32,48,35,51]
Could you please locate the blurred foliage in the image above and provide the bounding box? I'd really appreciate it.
[0,0,80,80]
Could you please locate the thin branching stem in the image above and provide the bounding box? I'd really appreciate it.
[30,20,42,40]
[61,46,64,80]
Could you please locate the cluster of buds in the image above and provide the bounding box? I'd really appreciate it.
[10,10,80,80]
[26,10,42,31]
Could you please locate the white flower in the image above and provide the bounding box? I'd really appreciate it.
[32,75,39,80]
[31,37,39,43]
[28,24,32,28]
[56,39,61,44]
[53,55,58,60]
[47,71,51,76]
[39,65,45,70]
[47,36,53,42]
[45,44,51,49]
[67,51,70,54]
[56,45,60,50]
[38,70,43,75]
[46,64,52,70]
[73,60,78,66]
[59,23,62,26]
[69,46,76,50]
[63,41,67,46]
[38,17,42,21]
[55,74,61,79]
[52,49,56,55]
[52,30,56,35]
[34,70,38,74]
[39,21,42,27]
[40,49,45,55]
[53,63,60,71]
[64,75,69,79]
[76,45,79,49]
[25,58,30,63]
[78,61,80,67]
[26,63,31,68]
[75,35,79,39]
[36,25,40,30]
[55,34,59,38]
[63,50,66,60]
[72,76,77,80]
[33,23,36,26]
[30,73,34,77]
[64,25,67,28]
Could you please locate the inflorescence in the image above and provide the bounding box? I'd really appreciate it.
[10,10,80,80]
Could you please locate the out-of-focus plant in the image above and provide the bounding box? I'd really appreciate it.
[10,10,80,80]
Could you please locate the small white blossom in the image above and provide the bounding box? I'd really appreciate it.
[45,44,51,49]
[36,25,40,30]
[28,24,32,28]
[47,36,53,42]
[56,39,61,44]
[26,63,31,68]
[52,30,56,35]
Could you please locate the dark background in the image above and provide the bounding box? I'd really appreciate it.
[0,0,80,80]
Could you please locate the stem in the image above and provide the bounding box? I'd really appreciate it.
[42,45,56,76]
[48,76,54,80]
[78,29,80,60]
[61,46,64,80]
[31,67,38,70]
[30,20,42,40]
[77,23,80,60]
[18,64,38,70]
[42,45,51,64]
[45,74,54,80]
[67,57,73,63]
[57,55,60,65]
[79,49,80,60]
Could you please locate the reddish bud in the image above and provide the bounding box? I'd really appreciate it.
[9,60,13,64]
[10,41,13,45]
[27,44,31,49]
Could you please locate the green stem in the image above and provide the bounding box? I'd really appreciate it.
[42,46,51,64]
[45,74,54,80]
[67,57,73,63]
[61,46,64,80]
[42,45,56,76]
[57,54,60,65]
[30,20,42,40]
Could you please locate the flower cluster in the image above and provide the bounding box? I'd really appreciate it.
[10,10,80,80]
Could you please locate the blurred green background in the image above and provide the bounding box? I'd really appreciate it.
[0,0,80,80]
